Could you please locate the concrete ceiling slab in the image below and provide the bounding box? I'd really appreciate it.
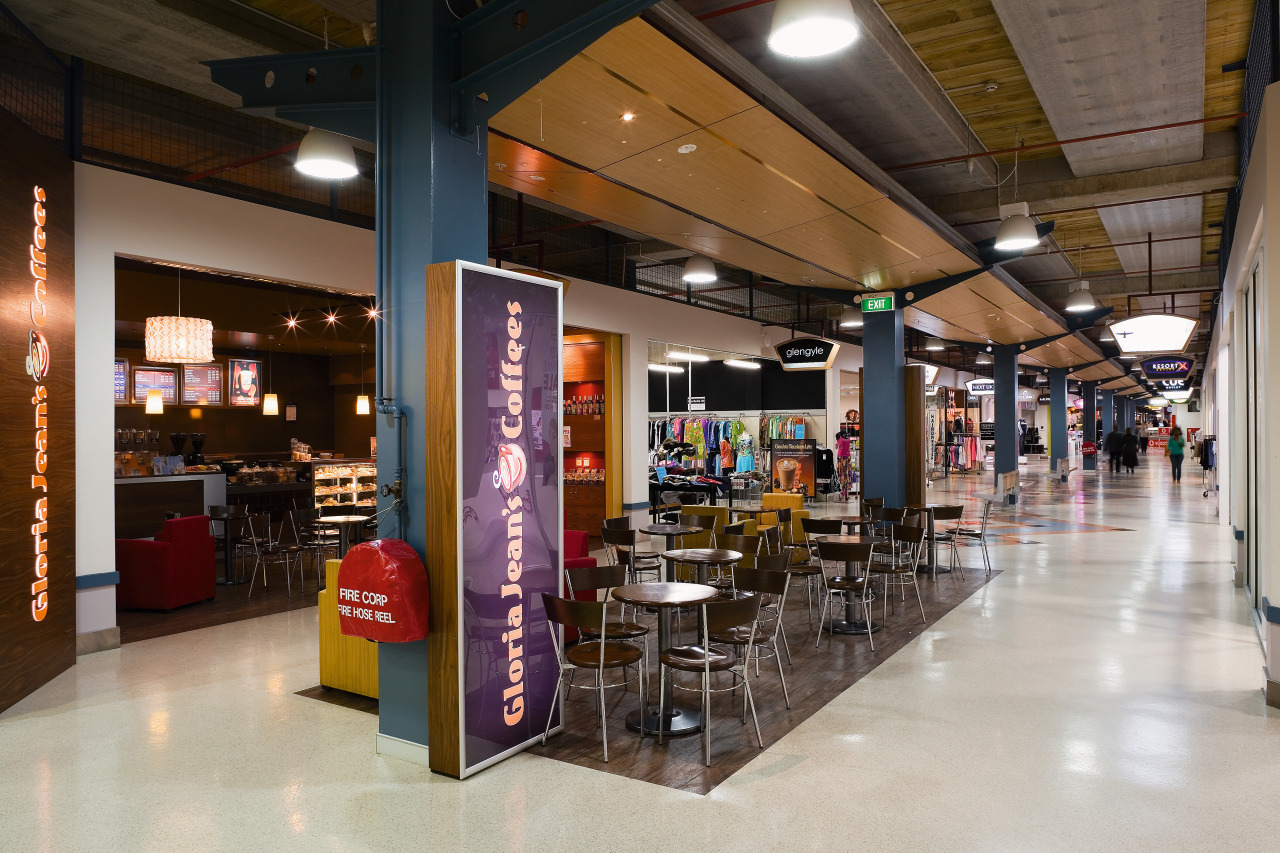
[673,1,997,197]
[989,0,1206,177]
[3,0,272,107]
[1097,196,1204,275]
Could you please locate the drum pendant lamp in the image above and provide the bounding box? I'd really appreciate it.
[682,254,717,284]
[1065,281,1095,313]
[145,268,214,364]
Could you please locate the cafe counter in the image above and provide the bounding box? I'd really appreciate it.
[115,471,227,539]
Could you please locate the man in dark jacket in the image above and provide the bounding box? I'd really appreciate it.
[1104,427,1124,473]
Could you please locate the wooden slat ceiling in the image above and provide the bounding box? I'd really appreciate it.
[490,18,1099,366]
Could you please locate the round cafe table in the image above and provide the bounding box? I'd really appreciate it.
[828,514,876,534]
[612,582,720,736]
[731,505,776,521]
[812,533,884,635]
[660,548,743,585]
[323,514,371,557]
[639,523,703,553]
[209,505,249,585]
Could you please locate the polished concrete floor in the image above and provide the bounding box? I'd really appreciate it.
[4,459,1277,851]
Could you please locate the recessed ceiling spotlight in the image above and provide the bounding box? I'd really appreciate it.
[326,312,337,324]
[621,112,635,122]
[678,144,697,154]
[285,316,297,328]
[494,162,507,170]
[367,307,379,319]
[529,175,546,181]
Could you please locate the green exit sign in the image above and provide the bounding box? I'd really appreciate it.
[862,294,894,312]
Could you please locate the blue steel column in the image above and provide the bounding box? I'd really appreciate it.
[1122,396,1135,430]
[1049,367,1069,476]
[861,304,906,507]
[993,346,1020,503]
[376,0,490,748]
[1082,381,1098,471]
[1100,388,1115,437]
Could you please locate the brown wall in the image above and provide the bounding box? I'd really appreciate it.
[114,345,375,461]
[0,108,76,713]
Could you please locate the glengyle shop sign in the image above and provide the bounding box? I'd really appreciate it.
[28,186,52,622]
[774,337,840,371]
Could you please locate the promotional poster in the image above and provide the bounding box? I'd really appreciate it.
[458,265,561,774]
[770,439,817,496]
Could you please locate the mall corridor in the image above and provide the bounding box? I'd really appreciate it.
[1,462,1275,852]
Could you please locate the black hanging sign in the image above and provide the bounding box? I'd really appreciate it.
[773,337,840,371]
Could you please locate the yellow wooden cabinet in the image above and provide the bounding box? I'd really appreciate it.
[318,559,379,698]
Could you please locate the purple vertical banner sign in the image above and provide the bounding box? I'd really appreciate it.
[457,263,562,776]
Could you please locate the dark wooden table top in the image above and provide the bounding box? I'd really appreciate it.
[639,524,704,536]
[731,505,776,515]
[612,582,720,607]
[661,548,744,565]
[829,515,874,524]
[906,503,950,511]
[209,505,249,519]
[812,534,886,545]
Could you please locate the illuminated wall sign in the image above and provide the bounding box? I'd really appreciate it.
[2,107,75,714]
[1038,394,1052,405]
[1141,356,1194,380]
[965,378,995,396]
[1159,379,1188,391]
[424,262,561,779]
[861,294,894,312]
[773,337,840,371]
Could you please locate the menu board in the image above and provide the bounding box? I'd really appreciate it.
[133,367,177,404]
[114,359,128,404]
[182,364,223,405]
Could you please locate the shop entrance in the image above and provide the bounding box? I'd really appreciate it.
[113,258,376,643]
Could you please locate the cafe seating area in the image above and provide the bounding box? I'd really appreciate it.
[531,498,1000,794]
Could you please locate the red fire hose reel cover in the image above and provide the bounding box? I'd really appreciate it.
[336,539,429,642]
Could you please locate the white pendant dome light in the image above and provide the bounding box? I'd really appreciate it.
[975,351,993,365]
[768,0,860,59]
[295,128,359,179]
[838,306,863,328]
[1099,325,1115,342]
[994,205,1041,251]
[1065,280,1095,313]
[993,131,1042,252]
[924,336,946,351]
[682,254,717,284]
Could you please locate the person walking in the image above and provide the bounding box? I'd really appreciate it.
[1139,431,1149,455]
[1104,426,1124,473]
[1121,427,1140,474]
[1167,426,1186,483]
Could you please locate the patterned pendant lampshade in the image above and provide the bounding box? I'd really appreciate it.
[144,316,214,364]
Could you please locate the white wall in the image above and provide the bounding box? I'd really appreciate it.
[75,165,375,635]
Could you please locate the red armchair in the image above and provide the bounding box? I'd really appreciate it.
[116,515,217,611]
[562,530,598,641]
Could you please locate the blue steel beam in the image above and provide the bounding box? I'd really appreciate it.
[1064,305,1114,331]
[452,0,660,135]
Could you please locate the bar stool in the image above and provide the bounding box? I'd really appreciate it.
[566,564,650,689]
[715,534,761,588]
[602,516,632,530]
[815,540,876,650]
[929,505,967,578]
[712,567,790,707]
[601,526,661,583]
[943,501,995,576]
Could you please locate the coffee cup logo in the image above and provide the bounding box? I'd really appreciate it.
[777,457,799,491]
[497,443,527,492]
[26,330,49,380]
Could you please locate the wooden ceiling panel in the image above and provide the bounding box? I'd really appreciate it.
[846,199,956,259]
[578,17,757,127]
[880,253,978,290]
[762,213,923,280]
[490,58,710,172]
[601,129,840,239]
[904,308,987,343]
[1204,0,1256,122]
[704,108,886,211]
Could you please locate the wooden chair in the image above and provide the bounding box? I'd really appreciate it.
[541,594,644,763]
[246,514,301,599]
[721,561,792,707]
[659,593,765,766]
[600,526,660,583]
[928,505,966,578]
[870,524,926,624]
[815,540,876,650]
[565,564,650,683]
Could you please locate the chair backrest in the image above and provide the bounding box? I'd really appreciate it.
[723,520,748,536]
[863,496,885,509]
[541,593,606,632]
[816,540,874,566]
[932,505,965,522]
[719,534,761,557]
[773,507,794,543]
[879,507,907,524]
[602,516,632,530]
[801,517,843,539]
[600,526,638,549]
[902,508,923,528]
[678,512,718,547]
[731,566,788,597]
[891,524,925,546]
[870,505,886,521]
[754,551,792,572]
[759,524,782,555]
[566,564,626,594]
[976,498,994,533]
[248,513,273,546]
[703,593,762,635]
